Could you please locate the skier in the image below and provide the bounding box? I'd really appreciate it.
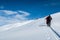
[46,15,52,27]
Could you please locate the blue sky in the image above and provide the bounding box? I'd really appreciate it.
[0,0,60,19]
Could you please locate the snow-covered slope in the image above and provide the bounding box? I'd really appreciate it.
[0,12,60,40]
[0,20,34,32]
[51,12,60,38]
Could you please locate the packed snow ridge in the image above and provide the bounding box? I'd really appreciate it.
[0,12,60,40]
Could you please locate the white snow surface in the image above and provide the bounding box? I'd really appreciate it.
[0,12,60,40]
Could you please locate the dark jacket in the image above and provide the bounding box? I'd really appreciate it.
[46,15,52,24]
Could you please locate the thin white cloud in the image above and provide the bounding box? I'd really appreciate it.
[44,2,60,6]
[0,10,17,15]
[18,11,30,16]
[0,10,30,26]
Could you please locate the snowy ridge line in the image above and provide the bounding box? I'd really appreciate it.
[0,20,34,32]
[49,27,60,40]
